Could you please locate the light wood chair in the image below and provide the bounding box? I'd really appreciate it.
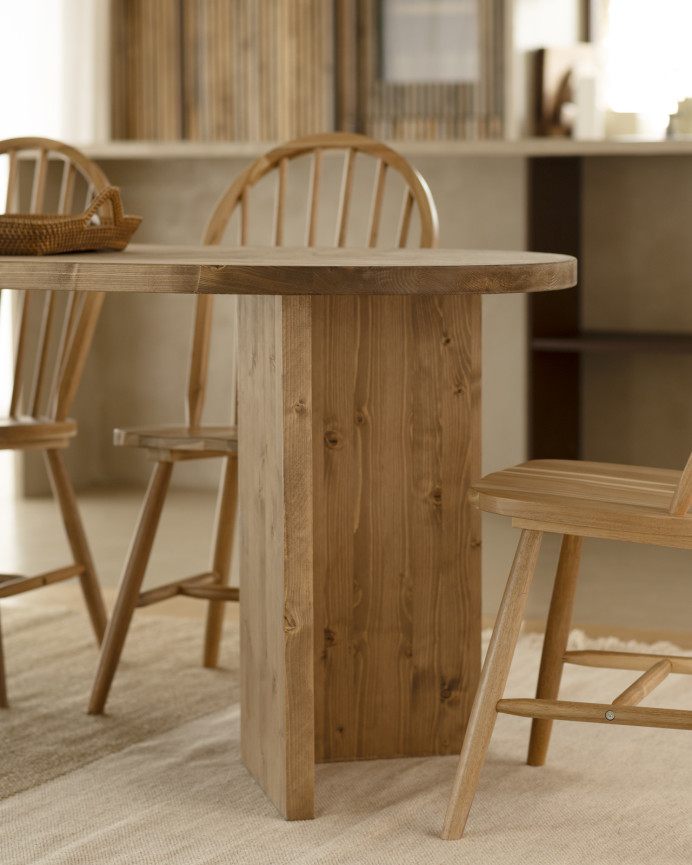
[0,137,112,706]
[442,456,692,839]
[88,131,439,714]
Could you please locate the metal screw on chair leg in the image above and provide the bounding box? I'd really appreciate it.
[605,710,615,721]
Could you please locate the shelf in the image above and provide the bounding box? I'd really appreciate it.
[79,138,692,162]
[532,331,692,354]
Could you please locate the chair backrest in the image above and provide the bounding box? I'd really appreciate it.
[185,131,439,427]
[0,138,110,422]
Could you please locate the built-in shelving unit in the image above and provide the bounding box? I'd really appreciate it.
[533,332,692,354]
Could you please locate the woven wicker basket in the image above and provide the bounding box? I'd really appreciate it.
[0,186,142,255]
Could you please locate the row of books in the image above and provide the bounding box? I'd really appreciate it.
[111,0,334,141]
[110,0,505,142]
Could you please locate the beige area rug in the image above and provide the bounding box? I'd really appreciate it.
[1,603,239,799]
[2,610,692,865]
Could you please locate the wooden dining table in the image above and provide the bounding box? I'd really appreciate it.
[0,243,576,819]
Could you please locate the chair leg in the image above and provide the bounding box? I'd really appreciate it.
[202,455,238,668]
[0,607,8,708]
[44,449,107,642]
[527,534,583,767]
[441,529,543,840]
[88,461,173,714]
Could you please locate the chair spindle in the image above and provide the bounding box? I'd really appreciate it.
[29,292,58,417]
[335,148,356,247]
[58,161,77,214]
[240,187,250,245]
[47,293,79,418]
[30,149,49,214]
[273,157,288,246]
[186,295,214,428]
[10,291,32,418]
[307,148,323,247]
[368,159,388,246]
[5,150,18,213]
[397,189,415,248]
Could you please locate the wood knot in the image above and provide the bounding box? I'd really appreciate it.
[324,627,336,647]
[354,411,366,426]
[453,384,464,396]
[429,486,443,508]
[440,677,459,702]
[324,430,342,449]
[293,400,307,414]
[442,336,452,347]
[284,612,297,632]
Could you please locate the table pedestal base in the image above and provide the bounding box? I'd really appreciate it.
[238,294,481,819]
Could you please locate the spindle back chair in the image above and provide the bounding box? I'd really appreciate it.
[0,137,111,706]
[88,131,439,714]
[442,451,692,840]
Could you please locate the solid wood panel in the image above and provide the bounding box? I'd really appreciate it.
[312,294,482,761]
[0,244,578,298]
[238,294,314,820]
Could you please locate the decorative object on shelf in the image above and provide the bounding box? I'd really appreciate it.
[667,99,692,139]
[535,44,601,138]
[0,186,141,256]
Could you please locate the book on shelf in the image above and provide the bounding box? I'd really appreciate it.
[110,0,505,143]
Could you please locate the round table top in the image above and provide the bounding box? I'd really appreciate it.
[0,243,577,296]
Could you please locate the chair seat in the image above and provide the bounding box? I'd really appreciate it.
[113,424,238,454]
[0,416,76,449]
[471,459,692,543]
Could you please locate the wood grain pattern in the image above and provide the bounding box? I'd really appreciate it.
[312,294,482,762]
[0,244,577,298]
[238,294,315,820]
